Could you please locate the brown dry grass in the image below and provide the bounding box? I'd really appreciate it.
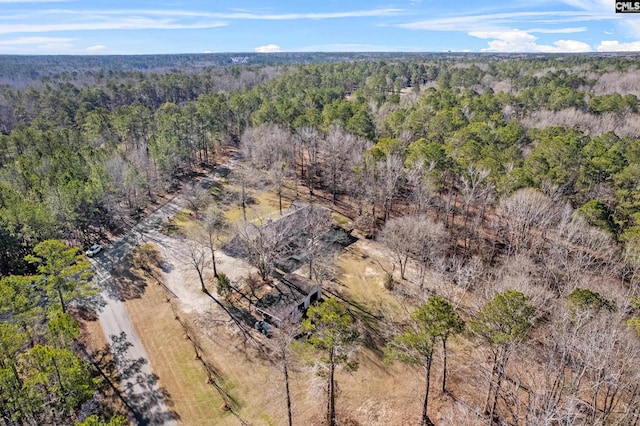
[113,180,487,425]
[123,276,227,425]
[117,237,473,425]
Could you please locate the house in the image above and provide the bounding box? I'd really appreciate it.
[251,274,321,326]
[224,202,339,273]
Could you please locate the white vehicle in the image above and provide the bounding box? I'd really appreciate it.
[86,244,102,257]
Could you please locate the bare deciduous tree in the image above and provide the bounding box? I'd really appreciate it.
[267,311,302,426]
[183,181,210,218]
[442,255,483,309]
[295,126,320,196]
[300,205,333,280]
[497,188,557,256]
[380,214,447,286]
[270,162,288,215]
[379,154,405,224]
[407,162,437,215]
[459,166,494,249]
[185,238,209,293]
[320,124,364,205]
[234,212,293,281]
[196,205,227,277]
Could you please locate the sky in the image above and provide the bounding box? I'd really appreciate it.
[0,0,639,55]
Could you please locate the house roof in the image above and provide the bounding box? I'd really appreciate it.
[258,202,332,241]
[223,202,333,259]
[254,273,320,320]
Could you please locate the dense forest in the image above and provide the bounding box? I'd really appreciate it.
[2,52,640,424]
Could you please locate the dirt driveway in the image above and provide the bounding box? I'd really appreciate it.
[90,155,242,425]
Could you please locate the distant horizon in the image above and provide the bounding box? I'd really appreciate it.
[0,1,639,55]
[1,51,639,57]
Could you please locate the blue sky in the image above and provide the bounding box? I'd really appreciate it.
[0,0,639,54]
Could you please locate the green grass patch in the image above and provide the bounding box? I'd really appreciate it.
[332,211,353,228]
[163,209,192,235]
[221,189,292,227]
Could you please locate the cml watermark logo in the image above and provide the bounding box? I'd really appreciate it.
[616,1,640,12]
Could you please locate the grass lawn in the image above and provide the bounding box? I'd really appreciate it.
[222,184,292,227]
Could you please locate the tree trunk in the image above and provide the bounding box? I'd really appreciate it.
[371,204,377,238]
[196,267,206,292]
[241,176,247,223]
[442,337,448,393]
[51,357,66,409]
[419,263,426,290]
[489,350,508,424]
[384,197,392,224]
[307,150,313,196]
[484,350,499,414]
[332,163,337,205]
[399,256,407,281]
[57,285,66,313]
[327,346,337,426]
[450,192,458,228]
[421,352,435,426]
[282,349,293,426]
[209,245,218,278]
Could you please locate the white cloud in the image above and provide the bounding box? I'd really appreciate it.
[597,40,640,51]
[542,39,593,52]
[0,7,401,35]
[254,43,281,53]
[37,42,74,51]
[0,36,75,45]
[128,8,404,20]
[3,7,404,21]
[557,0,610,12]
[0,18,228,34]
[399,10,616,32]
[86,44,108,52]
[470,29,592,52]
[470,29,537,43]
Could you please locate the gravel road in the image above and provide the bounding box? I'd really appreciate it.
[90,156,239,425]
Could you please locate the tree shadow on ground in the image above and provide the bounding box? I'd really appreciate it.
[321,288,387,358]
[226,304,259,329]
[111,263,148,301]
[91,332,179,425]
[125,372,179,426]
[159,260,174,273]
[69,305,99,321]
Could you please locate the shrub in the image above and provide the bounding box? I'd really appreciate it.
[217,272,232,298]
[383,272,395,291]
